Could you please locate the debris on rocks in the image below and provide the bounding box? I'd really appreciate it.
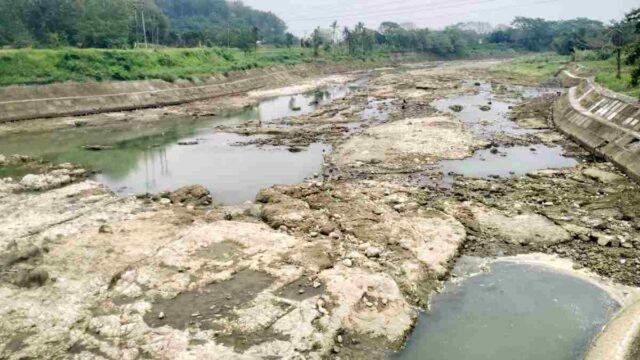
[82,144,113,151]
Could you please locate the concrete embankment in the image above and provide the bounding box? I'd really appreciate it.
[585,300,640,360]
[553,71,640,182]
[0,62,382,123]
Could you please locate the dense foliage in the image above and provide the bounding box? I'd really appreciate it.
[487,18,606,55]
[624,8,640,85]
[0,0,288,48]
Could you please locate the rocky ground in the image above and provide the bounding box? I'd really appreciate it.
[1,59,639,360]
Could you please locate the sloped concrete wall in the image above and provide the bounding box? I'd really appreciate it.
[0,62,373,123]
[553,71,640,181]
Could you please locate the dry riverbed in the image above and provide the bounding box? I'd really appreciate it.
[1,60,639,359]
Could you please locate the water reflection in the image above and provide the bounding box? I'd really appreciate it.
[0,82,356,204]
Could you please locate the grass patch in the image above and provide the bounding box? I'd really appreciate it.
[490,53,571,83]
[0,47,390,86]
[576,56,640,98]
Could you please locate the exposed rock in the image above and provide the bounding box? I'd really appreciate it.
[449,203,570,245]
[365,246,383,258]
[168,185,212,206]
[20,173,72,191]
[332,116,486,167]
[14,269,49,288]
[582,167,625,184]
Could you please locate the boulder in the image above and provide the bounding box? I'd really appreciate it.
[168,185,212,205]
[582,168,625,184]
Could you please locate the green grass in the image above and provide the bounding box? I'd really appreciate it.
[0,47,389,86]
[490,53,571,83]
[491,51,640,98]
[574,54,640,98]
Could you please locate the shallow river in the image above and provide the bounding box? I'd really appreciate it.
[0,82,358,204]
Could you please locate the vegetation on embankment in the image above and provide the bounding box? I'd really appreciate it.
[491,52,640,98]
[574,51,640,98]
[0,44,521,87]
[0,47,390,86]
[489,53,571,84]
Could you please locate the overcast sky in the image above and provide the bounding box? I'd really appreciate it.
[241,0,638,36]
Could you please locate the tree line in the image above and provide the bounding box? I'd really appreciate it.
[0,0,291,49]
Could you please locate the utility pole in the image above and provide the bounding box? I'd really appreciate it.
[140,0,148,48]
[134,4,140,45]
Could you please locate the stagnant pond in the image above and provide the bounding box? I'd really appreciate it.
[396,259,619,360]
[440,144,579,185]
[432,82,577,182]
[0,82,359,204]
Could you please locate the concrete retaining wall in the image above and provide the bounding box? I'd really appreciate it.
[553,71,640,182]
[0,62,376,123]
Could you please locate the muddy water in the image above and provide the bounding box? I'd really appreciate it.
[0,83,355,204]
[431,82,549,137]
[257,81,362,123]
[440,144,578,184]
[96,133,330,204]
[396,260,619,360]
[433,82,575,182]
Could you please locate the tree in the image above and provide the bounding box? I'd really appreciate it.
[511,17,554,51]
[285,32,295,49]
[330,20,338,45]
[343,27,354,54]
[624,8,640,87]
[312,27,323,57]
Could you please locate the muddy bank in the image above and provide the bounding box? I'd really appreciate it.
[1,59,639,359]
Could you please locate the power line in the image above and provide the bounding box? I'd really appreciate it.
[286,0,500,23]
[293,0,560,32]
[285,0,480,22]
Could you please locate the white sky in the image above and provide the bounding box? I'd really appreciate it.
[241,0,638,36]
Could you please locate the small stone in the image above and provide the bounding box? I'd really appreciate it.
[365,246,382,258]
[310,231,319,238]
[158,312,165,319]
[332,346,341,354]
[343,258,354,267]
[336,335,343,343]
[313,281,322,288]
[160,198,171,205]
[597,235,612,247]
[99,225,113,234]
[298,289,306,295]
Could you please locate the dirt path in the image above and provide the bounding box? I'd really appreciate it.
[1,59,639,360]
